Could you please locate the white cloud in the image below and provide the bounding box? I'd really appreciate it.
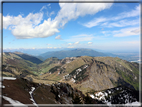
[83,4,140,28]
[68,43,72,46]
[3,12,60,39]
[114,4,140,20]
[104,19,139,28]
[3,1,113,39]
[113,27,140,37]
[47,4,51,7]
[40,5,47,11]
[12,18,59,39]
[47,47,53,49]
[74,41,79,45]
[88,42,92,44]
[3,12,43,29]
[55,35,62,39]
[56,1,112,27]
[64,34,94,42]
[50,11,55,16]
[83,17,107,28]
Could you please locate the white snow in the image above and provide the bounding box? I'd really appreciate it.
[83,65,88,69]
[29,87,38,107]
[116,88,119,90]
[90,94,95,99]
[46,84,50,86]
[125,101,141,106]
[2,95,27,106]
[64,74,70,79]
[108,90,111,94]
[89,88,141,106]
[1,77,16,80]
[94,92,106,100]
[0,82,5,88]
[71,78,75,83]
[0,77,16,88]
[66,61,71,63]
[104,92,108,96]
[76,68,82,72]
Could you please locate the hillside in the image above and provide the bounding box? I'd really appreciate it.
[39,56,139,93]
[2,52,43,78]
[38,48,108,60]
[2,53,139,91]
[2,52,140,105]
[2,77,104,106]
[1,77,140,106]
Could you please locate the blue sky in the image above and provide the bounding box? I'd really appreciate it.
[2,1,140,52]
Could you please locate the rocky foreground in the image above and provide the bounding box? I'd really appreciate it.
[1,77,141,106]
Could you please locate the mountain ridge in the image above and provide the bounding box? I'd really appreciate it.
[2,52,139,92]
[38,48,109,60]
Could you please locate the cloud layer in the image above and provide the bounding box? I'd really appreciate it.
[83,5,140,28]
[3,1,112,39]
[55,35,62,39]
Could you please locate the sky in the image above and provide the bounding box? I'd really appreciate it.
[2,1,141,53]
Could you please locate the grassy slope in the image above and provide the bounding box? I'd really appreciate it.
[3,52,139,92]
[94,57,139,90]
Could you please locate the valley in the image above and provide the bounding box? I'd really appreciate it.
[1,49,141,106]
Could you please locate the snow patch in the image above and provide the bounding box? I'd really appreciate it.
[2,77,16,80]
[2,95,27,106]
[125,101,141,106]
[0,82,5,88]
[90,94,95,99]
[71,78,75,83]
[29,87,38,107]
[46,84,51,86]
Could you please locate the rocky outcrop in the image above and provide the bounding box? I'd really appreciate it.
[2,78,104,105]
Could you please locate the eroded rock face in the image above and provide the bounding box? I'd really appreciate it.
[79,60,117,91]
[70,57,139,92]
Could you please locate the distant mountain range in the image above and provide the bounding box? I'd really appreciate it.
[3,48,140,63]
[38,48,140,63]
[38,48,115,60]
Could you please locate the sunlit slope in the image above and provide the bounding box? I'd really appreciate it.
[2,52,139,93]
[2,52,42,77]
[40,56,139,92]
